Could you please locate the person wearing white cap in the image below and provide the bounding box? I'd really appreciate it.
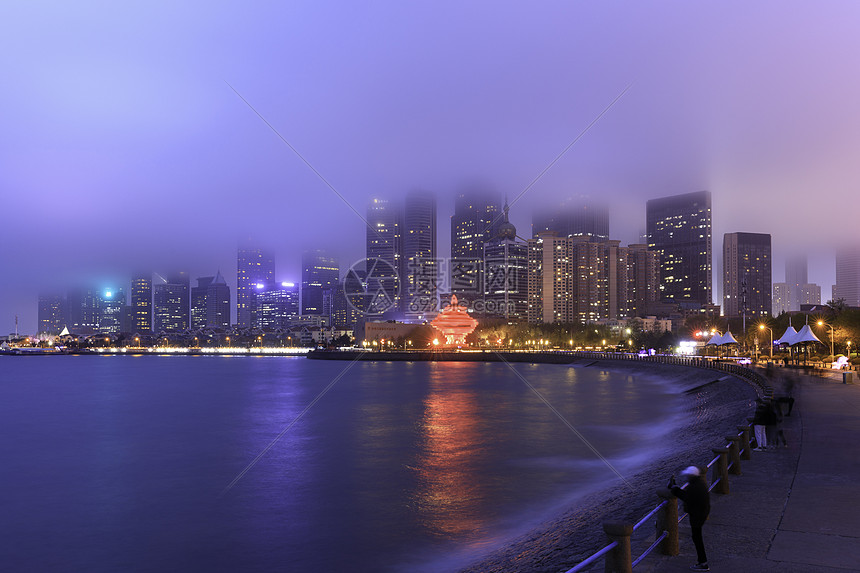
[670,466,711,571]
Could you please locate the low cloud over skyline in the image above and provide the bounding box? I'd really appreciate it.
[3,2,859,332]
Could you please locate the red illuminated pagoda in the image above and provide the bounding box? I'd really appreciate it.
[430,295,479,347]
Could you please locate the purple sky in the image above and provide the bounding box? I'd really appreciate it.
[3,2,859,333]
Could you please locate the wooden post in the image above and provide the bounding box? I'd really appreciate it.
[725,436,742,475]
[711,447,730,494]
[737,425,752,460]
[602,521,634,573]
[655,488,679,555]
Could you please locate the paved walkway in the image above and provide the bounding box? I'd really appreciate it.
[638,373,860,572]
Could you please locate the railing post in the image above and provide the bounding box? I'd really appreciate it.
[655,488,679,555]
[725,436,742,475]
[736,425,752,460]
[711,447,730,494]
[602,521,633,573]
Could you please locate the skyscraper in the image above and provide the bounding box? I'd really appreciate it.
[646,190,712,306]
[237,242,275,328]
[256,282,299,330]
[66,287,100,335]
[834,247,860,307]
[191,272,231,330]
[773,283,790,315]
[301,249,339,315]
[131,273,152,333]
[366,198,402,316]
[483,200,528,320]
[532,198,609,241]
[722,232,772,318]
[153,272,190,333]
[785,255,808,311]
[99,288,125,335]
[450,190,500,305]
[37,294,66,334]
[402,190,437,318]
[626,244,660,317]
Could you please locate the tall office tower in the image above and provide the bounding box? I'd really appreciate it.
[483,200,528,321]
[532,197,610,241]
[153,272,190,333]
[37,294,66,334]
[190,272,231,330]
[723,232,772,318]
[237,241,275,328]
[402,190,437,319]
[646,190,712,306]
[773,283,790,315]
[301,249,339,315]
[784,255,808,311]
[99,288,125,335]
[450,190,501,305]
[131,273,152,333]
[257,282,300,330]
[626,244,659,317]
[834,247,860,306]
[800,284,822,306]
[66,287,100,335]
[331,279,364,330]
[366,198,402,316]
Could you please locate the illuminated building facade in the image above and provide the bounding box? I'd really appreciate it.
[722,232,772,318]
[257,282,300,330]
[237,242,275,328]
[483,200,527,320]
[191,272,231,330]
[153,272,190,333]
[646,190,712,305]
[366,198,402,317]
[131,274,152,332]
[301,250,339,316]
[38,294,66,334]
[772,282,790,315]
[99,289,125,335]
[532,198,609,242]
[67,287,100,335]
[402,189,437,319]
[450,190,500,306]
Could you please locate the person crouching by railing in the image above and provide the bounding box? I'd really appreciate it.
[670,466,711,571]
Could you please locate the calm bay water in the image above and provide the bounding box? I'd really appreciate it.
[0,356,684,572]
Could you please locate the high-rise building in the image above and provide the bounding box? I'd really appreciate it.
[450,190,501,305]
[301,250,339,315]
[257,282,300,330]
[723,233,771,319]
[626,244,660,317]
[99,288,125,335]
[366,198,402,317]
[646,190,712,306]
[402,190,437,319]
[191,272,231,330]
[66,287,100,335]
[37,294,66,334]
[153,272,190,333]
[800,283,822,306]
[484,200,528,320]
[773,283,790,315]
[785,255,808,312]
[834,247,860,307]
[131,273,152,333]
[237,242,275,328]
[532,198,609,242]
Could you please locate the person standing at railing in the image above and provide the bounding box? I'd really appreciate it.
[752,398,770,451]
[671,466,711,571]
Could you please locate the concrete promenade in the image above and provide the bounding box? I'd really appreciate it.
[638,372,860,572]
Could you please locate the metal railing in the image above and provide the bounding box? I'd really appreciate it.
[561,356,765,572]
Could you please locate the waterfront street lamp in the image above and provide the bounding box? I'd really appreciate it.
[759,324,773,359]
[817,320,835,358]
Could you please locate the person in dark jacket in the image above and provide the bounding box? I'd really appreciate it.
[671,465,711,571]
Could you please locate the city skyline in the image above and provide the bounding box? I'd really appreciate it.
[4,2,860,333]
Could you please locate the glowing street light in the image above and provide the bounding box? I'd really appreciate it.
[817,320,835,358]
[759,324,773,359]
